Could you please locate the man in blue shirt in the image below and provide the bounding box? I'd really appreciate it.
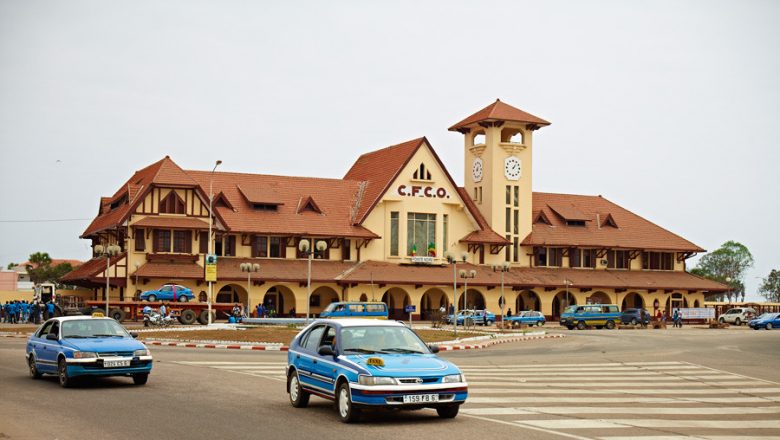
[46,301,55,320]
[21,301,30,323]
[9,301,18,324]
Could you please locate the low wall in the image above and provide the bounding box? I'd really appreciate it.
[0,288,93,303]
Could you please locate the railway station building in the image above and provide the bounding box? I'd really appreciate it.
[63,100,727,320]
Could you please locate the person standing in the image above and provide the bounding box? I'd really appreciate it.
[31,302,40,325]
[46,301,55,320]
[507,308,513,317]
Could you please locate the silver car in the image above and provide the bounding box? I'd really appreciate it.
[718,307,757,326]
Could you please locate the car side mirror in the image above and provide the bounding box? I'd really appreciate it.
[428,344,440,354]
[46,333,58,341]
[130,333,138,338]
[318,345,335,356]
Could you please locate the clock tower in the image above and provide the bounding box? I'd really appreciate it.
[449,99,550,263]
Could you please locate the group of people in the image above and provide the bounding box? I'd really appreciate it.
[654,308,684,327]
[255,303,275,318]
[2,300,56,324]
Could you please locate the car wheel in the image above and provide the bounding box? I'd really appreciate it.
[58,358,73,388]
[576,321,586,330]
[147,294,157,302]
[288,371,310,408]
[28,355,42,379]
[336,382,360,423]
[735,318,741,326]
[436,405,460,419]
[537,321,543,327]
[179,296,189,303]
[566,325,574,330]
[767,323,773,330]
[719,317,725,324]
[132,374,149,385]
[487,320,494,326]
[630,318,638,326]
[606,320,615,330]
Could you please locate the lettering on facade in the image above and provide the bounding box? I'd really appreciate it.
[397,185,450,198]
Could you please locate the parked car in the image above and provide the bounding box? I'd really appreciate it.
[26,316,152,387]
[748,313,780,330]
[718,307,757,326]
[140,284,194,302]
[560,304,621,330]
[505,310,545,327]
[445,309,496,326]
[620,308,651,326]
[286,319,468,422]
[320,302,388,319]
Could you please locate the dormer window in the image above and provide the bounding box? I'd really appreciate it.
[297,196,322,214]
[566,220,586,227]
[109,194,127,211]
[159,191,185,214]
[413,163,432,181]
[252,203,278,211]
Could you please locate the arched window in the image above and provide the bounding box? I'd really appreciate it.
[501,127,524,144]
[472,131,486,146]
[412,163,431,181]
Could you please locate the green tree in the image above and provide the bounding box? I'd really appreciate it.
[690,241,754,302]
[25,252,72,286]
[6,262,17,270]
[759,269,780,302]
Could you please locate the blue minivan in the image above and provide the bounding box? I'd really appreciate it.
[560,304,621,330]
[320,302,389,319]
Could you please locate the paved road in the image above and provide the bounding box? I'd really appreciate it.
[1,327,778,440]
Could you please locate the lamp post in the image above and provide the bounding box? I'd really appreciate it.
[493,262,510,331]
[208,160,222,325]
[299,239,328,323]
[446,252,468,337]
[460,268,476,326]
[94,244,122,319]
[240,263,260,317]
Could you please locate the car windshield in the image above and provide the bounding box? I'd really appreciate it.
[323,303,340,312]
[563,305,578,313]
[340,326,430,355]
[757,313,778,320]
[61,319,130,339]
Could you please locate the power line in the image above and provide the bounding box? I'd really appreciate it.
[0,218,91,223]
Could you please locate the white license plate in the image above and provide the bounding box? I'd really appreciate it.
[402,394,439,404]
[104,360,130,368]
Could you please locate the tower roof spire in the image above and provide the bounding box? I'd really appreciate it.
[448,99,550,132]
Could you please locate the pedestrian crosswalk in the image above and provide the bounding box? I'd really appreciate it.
[174,359,780,439]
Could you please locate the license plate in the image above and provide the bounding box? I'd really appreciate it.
[402,394,439,404]
[104,360,130,368]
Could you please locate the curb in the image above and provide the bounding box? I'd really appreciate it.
[145,341,289,351]
[437,333,564,351]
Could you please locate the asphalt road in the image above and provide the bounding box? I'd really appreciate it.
[1,326,778,440]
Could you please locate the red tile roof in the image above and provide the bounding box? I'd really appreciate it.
[337,260,727,292]
[449,99,551,132]
[134,262,204,279]
[131,216,210,230]
[61,253,126,287]
[216,258,355,283]
[343,137,426,224]
[186,171,378,238]
[456,187,510,245]
[522,193,705,252]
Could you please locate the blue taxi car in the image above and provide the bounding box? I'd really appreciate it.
[140,284,194,302]
[286,319,468,423]
[748,313,780,330]
[505,310,546,327]
[320,302,388,319]
[445,309,496,326]
[26,316,153,387]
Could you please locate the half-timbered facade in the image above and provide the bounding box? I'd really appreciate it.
[63,100,727,319]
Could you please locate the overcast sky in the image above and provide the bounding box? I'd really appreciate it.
[1,1,777,300]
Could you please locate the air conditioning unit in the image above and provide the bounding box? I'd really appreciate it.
[600,259,608,266]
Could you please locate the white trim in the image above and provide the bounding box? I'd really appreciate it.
[289,349,359,374]
[350,381,467,392]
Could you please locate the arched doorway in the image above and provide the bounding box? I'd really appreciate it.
[552,291,577,320]
[622,292,644,310]
[458,288,485,310]
[311,286,339,316]
[262,285,296,317]
[587,291,611,305]
[359,293,368,302]
[516,290,541,313]
[382,288,411,320]
[666,293,688,314]
[420,288,448,320]
[216,284,247,305]
[693,299,700,308]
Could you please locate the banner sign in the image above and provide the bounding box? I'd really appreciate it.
[679,308,714,320]
[410,256,434,264]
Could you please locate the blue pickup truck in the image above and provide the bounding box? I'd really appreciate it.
[560,304,621,330]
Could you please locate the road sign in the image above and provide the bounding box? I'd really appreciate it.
[205,254,217,282]
[405,305,416,313]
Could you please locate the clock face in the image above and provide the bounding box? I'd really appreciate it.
[472,158,483,182]
[504,156,521,180]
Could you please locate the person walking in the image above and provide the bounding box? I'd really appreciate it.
[672,309,679,328]
[46,301,55,320]
[31,302,40,324]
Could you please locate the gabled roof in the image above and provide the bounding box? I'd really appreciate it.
[456,188,510,245]
[522,193,705,252]
[343,137,427,224]
[82,156,200,237]
[448,99,551,132]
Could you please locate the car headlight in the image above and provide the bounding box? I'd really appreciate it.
[358,375,397,386]
[442,373,464,383]
[73,351,97,359]
[133,349,150,356]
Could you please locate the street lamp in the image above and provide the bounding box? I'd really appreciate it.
[299,239,328,323]
[94,244,122,319]
[459,268,477,325]
[240,263,260,317]
[492,262,510,331]
[564,278,573,309]
[207,159,222,325]
[446,251,468,337]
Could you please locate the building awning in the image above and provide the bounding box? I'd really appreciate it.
[134,262,204,279]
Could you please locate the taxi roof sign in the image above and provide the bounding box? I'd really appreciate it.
[366,357,385,367]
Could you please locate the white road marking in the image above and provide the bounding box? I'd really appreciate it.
[468,396,780,403]
[465,381,758,387]
[460,365,703,372]
[468,387,780,394]
[519,419,780,429]
[462,406,780,415]
[463,375,739,381]
[599,437,780,440]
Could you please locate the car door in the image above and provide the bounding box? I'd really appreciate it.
[313,325,339,393]
[39,321,61,370]
[30,321,53,369]
[296,325,327,391]
[159,285,173,300]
